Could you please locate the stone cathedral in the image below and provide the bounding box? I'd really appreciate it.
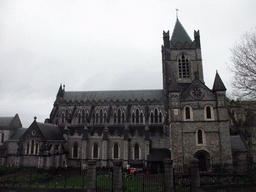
[1,19,233,171]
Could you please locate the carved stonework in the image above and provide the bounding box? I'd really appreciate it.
[191,87,204,99]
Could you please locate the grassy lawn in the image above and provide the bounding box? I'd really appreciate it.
[56,175,87,188]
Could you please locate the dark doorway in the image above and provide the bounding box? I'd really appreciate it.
[197,154,206,171]
[194,150,210,171]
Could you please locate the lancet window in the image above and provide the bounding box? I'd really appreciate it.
[131,108,143,123]
[150,108,163,123]
[114,109,125,124]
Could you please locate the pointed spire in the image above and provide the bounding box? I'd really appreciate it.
[57,84,64,98]
[212,71,226,91]
[170,19,192,45]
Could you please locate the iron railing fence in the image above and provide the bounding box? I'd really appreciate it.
[122,168,164,192]
[96,167,113,192]
[173,166,191,191]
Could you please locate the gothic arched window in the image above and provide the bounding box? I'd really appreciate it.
[118,109,121,123]
[198,130,203,144]
[185,107,191,119]
[73,142,78,158]
[78,113,81,124]
[184,105,193,121]
[82,109,86,123]
[31,140,35,155]
[204,105,214,120]
[206,106,211,119]
[134,144,139,159]
[0,133,4,144]
[178,54,190,78]
[122,112,125,123]
[100,109,103,123]
[140,112,143,123]
[114,113,117,123]
[136,109,140,123]
[114,143,118,159]
[155,108,158,123]
[65,110,69,120]
[104,113,107,123]
[95,113,99,123]
[196,129,206,146]
[35,143,38,155]
[93,143,98,159]
[132,113,135,123]
[26,143,30,154]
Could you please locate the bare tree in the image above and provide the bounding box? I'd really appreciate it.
[230,29,256,99]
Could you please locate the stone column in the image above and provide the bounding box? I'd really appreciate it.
[163,158,173,192]
[102,127,109,167]
[113,160,122,192]
[144,140,150,167]
[55,154,60,168]
[123,140,128,167]
[189,158,200,192]
[46,155,52,169]
[87,160,96,192]
[15,156,20,168]
[82,140,87,159]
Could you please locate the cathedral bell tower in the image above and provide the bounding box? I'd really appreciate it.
[162,19,203,95]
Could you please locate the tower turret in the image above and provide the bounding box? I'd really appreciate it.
[162,19,204,95]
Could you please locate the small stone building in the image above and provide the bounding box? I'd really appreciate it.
[15,118,68,169]
[0,114,22,166]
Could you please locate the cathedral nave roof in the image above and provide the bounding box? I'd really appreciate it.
[61,89,165,103]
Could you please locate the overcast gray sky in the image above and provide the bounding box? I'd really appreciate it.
[1,0,256,127]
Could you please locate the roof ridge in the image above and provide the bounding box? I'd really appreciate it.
[65,89,163,93]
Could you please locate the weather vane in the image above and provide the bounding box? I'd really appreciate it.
[176,9,179,19]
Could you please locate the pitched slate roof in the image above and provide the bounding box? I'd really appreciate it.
[170,19,192,45]
[230,135,247,152]
[62,89,164,103]
[9,128,27,141]
[212,72,226,91]
[36,122,65,140]
[0,114,22,130]
[0,117,13,126]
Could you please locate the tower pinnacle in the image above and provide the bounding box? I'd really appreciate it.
[176,9,179,20]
